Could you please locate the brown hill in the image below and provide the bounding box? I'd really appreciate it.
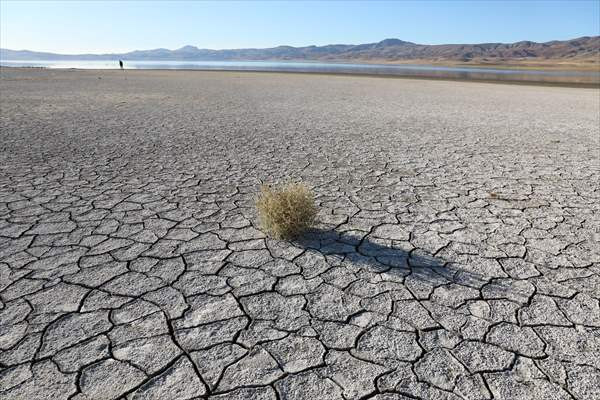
[2,36,599,68]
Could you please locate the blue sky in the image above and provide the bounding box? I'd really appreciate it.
[1,0,599,53]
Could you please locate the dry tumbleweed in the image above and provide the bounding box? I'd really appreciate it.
[256,183,317,239]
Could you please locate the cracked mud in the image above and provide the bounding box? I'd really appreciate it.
[1,68,599,400]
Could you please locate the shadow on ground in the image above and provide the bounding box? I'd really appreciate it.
[291,227,525,296]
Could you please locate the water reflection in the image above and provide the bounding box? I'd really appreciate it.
[2,60,598,85]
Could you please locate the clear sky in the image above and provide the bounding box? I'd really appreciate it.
[1,0,599,54]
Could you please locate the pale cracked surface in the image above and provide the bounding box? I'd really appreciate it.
[1,68,599,400]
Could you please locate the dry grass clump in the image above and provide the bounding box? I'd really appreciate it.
[256,183,317,239]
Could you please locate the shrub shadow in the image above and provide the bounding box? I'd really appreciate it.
[291,227,525,296]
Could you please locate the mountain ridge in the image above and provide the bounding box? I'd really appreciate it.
[2,36,599,66]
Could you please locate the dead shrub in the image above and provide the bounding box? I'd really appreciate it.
[256,183,317,239]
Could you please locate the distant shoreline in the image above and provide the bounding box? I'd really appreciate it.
[2,65,598,89]
[2,58,599,72]
[363,59,600,72]
[239,58,600,72]
[3,35,599,71]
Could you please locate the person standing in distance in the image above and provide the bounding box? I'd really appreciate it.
[119,60,124,70]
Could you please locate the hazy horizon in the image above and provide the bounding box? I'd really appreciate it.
[2,34,600,56]
[1,0,599,54]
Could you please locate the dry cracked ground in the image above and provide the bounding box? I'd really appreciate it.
[0,68,599,400]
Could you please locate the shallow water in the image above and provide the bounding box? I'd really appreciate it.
[2,59,599,84]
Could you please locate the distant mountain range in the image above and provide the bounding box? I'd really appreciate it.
[2,36,599,66]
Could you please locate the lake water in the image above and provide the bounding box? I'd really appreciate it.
[2,60,599,85]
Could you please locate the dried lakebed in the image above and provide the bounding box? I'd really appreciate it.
[0,68,599,400]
